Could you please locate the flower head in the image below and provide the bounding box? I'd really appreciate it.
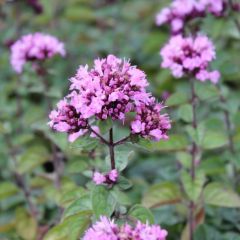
[82,216,168,240]
[49,55,171,142]
[10,32,65,73]
[48,96,88,142]
[70,54,151,121]
[155,0,232,34]
[83,216,118,240]
[160,35,220,83]
[131,100,171,141]
[93,172,107,185]
[92,169,119,185]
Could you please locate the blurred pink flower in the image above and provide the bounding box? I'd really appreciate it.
[10,32,65,73]
[160,35,220,83]
[155,0,229,34]
[92,169,118,185]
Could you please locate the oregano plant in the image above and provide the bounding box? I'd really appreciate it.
[45,54,171,239]
[1,1,240,240]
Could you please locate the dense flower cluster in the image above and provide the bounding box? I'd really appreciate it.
[69,55,150,120]
[49,55,171,142]
[48,98,89,142]
[156,0,239,34]
[82,216,168,240]
[93,169,118,185]
[10,32,65,73]
[131,100,171,141]
[160,35,220,83]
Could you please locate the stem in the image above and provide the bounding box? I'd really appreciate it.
[37,64,62,188]
[218,86,238,188]
[109,128,115,169]
[89,127,109,145]
[113,135,130,146]
[15,75,24,135]
[37,65,52,113]
[218,88,235,154]
[189,78,198,240]
[51,144,61,189]
[5,135,38,219]
[14,172,39,219]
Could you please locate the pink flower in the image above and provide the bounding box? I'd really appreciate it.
[10,32,65,73]
[160,35,220,84]
[93,172,106,185]
[155,0,228,34]
[70,55,151,121]
[134,222,168,240]
[131,100,171,141]
[108,169,118,182]
[48,97,89,142]
[49,55,171,142]
[83,216,118,240]
[92,169,118,185]
[82,216,168,240]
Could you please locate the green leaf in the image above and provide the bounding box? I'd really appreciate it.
[128,204,154,224]
[201,131,228,150]
[63,195,92,219]
[199,157,225,175]
[181,170,205,202]
[66,160,88,174]
[186,124,205,145]
[194,224,222,240]
[165,92,188,106]
[137,135,188,152]
[178,104,193,123]
[68,135,98,152]
[176,152,191,168]
[203,182,240,207]
[59,188,87,208]
[142,182,182,208]
[106,150,134,171]
[97,118,113,134]
[0,182,19,201]
[91,186,116,218]
[15,208,37,240]
[111,187,131,206]
[64,7,95,22]
[118,176,132,190]
[44,212,91,240]
[195,82,219,101]
[17,145,49,174]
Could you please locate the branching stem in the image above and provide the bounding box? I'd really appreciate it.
[109,128,115,169]
[189,78,198,240]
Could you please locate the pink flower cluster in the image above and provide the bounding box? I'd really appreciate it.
[69,55,150,120]
[155,0,238,34]
[10,32,65,73]
[49,55,171,142]
[160,35,220,83]
[93,169,118,185]
[131,100,171,141]
[83,216,168,240]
